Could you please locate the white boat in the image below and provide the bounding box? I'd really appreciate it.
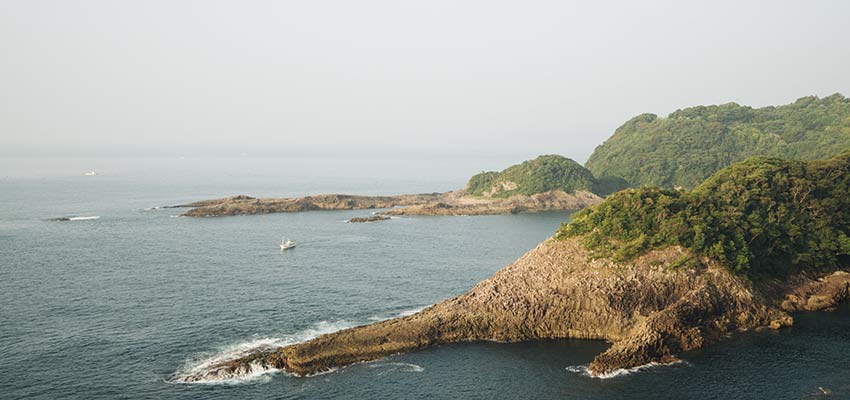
[280,238,296,251]
[83,170,97,176]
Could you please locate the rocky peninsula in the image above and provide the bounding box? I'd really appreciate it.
[171,193,442,217]
[379,190,601,216]
[175,237,849,381]
[173,190,603,218]
[174,152,850,382]
[171,155,610,217]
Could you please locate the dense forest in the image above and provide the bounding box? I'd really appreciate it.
[465,155,627,198]
[557,151,850,280]
[585,93,850,189]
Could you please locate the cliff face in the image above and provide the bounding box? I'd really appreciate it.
[174,237,848,382]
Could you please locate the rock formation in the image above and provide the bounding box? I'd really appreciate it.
[172,190,602,218]
[172,193,442,217]
[174,237,849,382]
[379,190,602,216]
[347,215,391,223]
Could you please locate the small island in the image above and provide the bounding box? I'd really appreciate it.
[175,151,850,382]
[170,155,618,217]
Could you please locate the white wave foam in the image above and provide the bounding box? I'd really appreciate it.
[398,306,427,317]
[566,360,689,379]
[68,216,100,221]
[173,320,355,384]
[304,366,340,377]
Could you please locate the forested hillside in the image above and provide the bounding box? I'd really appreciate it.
[466,155,627,198]
[559,151,850,280]
[585,94,850,188]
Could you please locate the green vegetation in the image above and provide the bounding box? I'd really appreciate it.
[557,151,850,280]
[466,155,627,198]
[585,93,850,189]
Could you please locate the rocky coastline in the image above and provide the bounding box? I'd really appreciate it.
[171,190,603,217]
[174,237,850,382]
[379,190,602,216]
[171,193,442,217]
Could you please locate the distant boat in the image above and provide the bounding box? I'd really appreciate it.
[83,170,97,176]
[280,238,296,251]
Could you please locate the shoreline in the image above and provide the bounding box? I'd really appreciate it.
[169,190,603,218]
[173,237,850,382]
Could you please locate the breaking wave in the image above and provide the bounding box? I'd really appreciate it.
[172,320,355,384]
[566,360,689,379]
[398,306,427,317]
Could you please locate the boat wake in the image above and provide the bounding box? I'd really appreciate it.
[172,320,355,384]
[565,360,689,379]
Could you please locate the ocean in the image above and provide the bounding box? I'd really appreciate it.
[1,155,848,399]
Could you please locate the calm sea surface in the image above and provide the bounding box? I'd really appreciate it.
[1,156,848,399]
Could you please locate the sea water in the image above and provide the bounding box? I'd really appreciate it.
[1,155,848,399]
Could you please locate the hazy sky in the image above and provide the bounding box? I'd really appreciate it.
[2,0,849,162]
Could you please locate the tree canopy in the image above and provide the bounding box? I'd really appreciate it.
[466,155,627,198]
[585,93,850,188]
[558,151,850,280]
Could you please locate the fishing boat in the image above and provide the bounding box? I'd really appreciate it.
[280,238,296,251]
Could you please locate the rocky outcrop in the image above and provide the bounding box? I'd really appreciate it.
[378,190,602,216]
[172,190,603,217]
[174,237,848,382]
[482,180,519,197]
[347,215,390,223]
[778,271,850,312]
[173,194,443,217]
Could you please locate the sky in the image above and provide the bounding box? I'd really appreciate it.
[2,0,849,163]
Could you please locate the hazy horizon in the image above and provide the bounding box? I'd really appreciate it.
[2,1,850,164]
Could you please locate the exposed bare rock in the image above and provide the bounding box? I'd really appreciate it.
[174,237,845,382]
[172,190,602,217]
[482,180,519,197]
[347,215,391,223]
[779,271,850,312]
[378,190,603,216]
[173,194,442,217]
